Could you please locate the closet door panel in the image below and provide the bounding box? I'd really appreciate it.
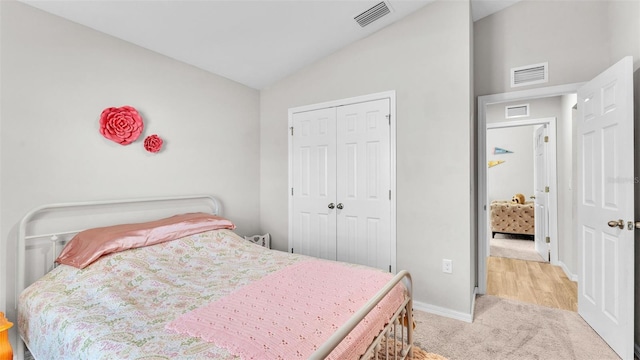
[336,99,391,271]
[291,108,337,260]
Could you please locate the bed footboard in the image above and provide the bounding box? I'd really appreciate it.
[310,270,413,360]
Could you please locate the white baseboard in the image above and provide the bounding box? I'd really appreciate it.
[557,260,578,281]
[413,299,474,323]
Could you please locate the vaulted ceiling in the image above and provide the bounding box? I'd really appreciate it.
[21,0,520,89]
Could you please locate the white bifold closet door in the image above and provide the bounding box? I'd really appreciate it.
[291,107,338,261]
[291,98,391,272]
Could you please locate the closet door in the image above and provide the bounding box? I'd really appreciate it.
[291,108,337,260]
[336,99,391,271]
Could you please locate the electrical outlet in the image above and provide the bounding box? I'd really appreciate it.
[442,259,453,274]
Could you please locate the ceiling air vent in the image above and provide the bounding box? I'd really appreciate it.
[510,62,548,88]
[354,2,391,27]
[505,104,530,119]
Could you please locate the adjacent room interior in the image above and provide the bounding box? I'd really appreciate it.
[484,95,579,312]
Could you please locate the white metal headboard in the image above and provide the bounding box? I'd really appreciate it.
[16,194,221,304]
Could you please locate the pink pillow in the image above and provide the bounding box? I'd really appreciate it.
[56,212,235,269]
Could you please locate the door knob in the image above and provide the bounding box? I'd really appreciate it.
[634,221,640,229]
[336,203,344,210]
[607,219,624,229]
[328,203,335,209]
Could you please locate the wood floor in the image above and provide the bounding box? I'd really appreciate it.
[487,256,578,312]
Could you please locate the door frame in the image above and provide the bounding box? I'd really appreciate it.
[477,83,584,294]
[487,118,557,262]
[287,90,397,272]
[532,122,552,261]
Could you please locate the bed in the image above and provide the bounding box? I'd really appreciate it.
[15,195,414,360]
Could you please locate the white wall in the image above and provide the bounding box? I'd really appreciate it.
[486,126,535,203]
[609,0,640,72]
[474,0,610,97]
[260,1,474,316]
[0,0,260,325]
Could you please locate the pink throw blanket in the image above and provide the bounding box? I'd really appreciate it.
[166,260,405,359]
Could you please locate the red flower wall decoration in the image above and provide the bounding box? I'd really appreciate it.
[99,106,144,145]
[144,134,164,153]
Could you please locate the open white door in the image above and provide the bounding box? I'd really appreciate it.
[533,124,550,261]
[577,56,634,360]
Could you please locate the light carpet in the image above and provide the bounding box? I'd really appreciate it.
[490,235,546,263]
[411,294,620,360]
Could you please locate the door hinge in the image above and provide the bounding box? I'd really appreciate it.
[545,236,550,244]
[291,248,294,253]
[389,265,392,273]
[544,135,549,143]
[386,114,391,125]
[545,186,549,193]
[291,188,294,196]
[389,190,391,200]
[290,127,293,136]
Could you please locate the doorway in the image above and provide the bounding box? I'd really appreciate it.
[486,118,556,264]
[483,108,577,311]
[477,83,583,295]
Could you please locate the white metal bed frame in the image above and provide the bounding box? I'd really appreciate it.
[14,195,414,360]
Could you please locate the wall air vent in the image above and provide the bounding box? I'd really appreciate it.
[354,2,391,27]
[510,62,548,88]
[505,104,530,119]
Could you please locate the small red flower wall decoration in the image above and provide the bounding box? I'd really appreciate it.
[144,134,164,153]
[99,106,144,145]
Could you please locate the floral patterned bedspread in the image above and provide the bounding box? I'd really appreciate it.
[19,229,308,359]
[18,229,403,360]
